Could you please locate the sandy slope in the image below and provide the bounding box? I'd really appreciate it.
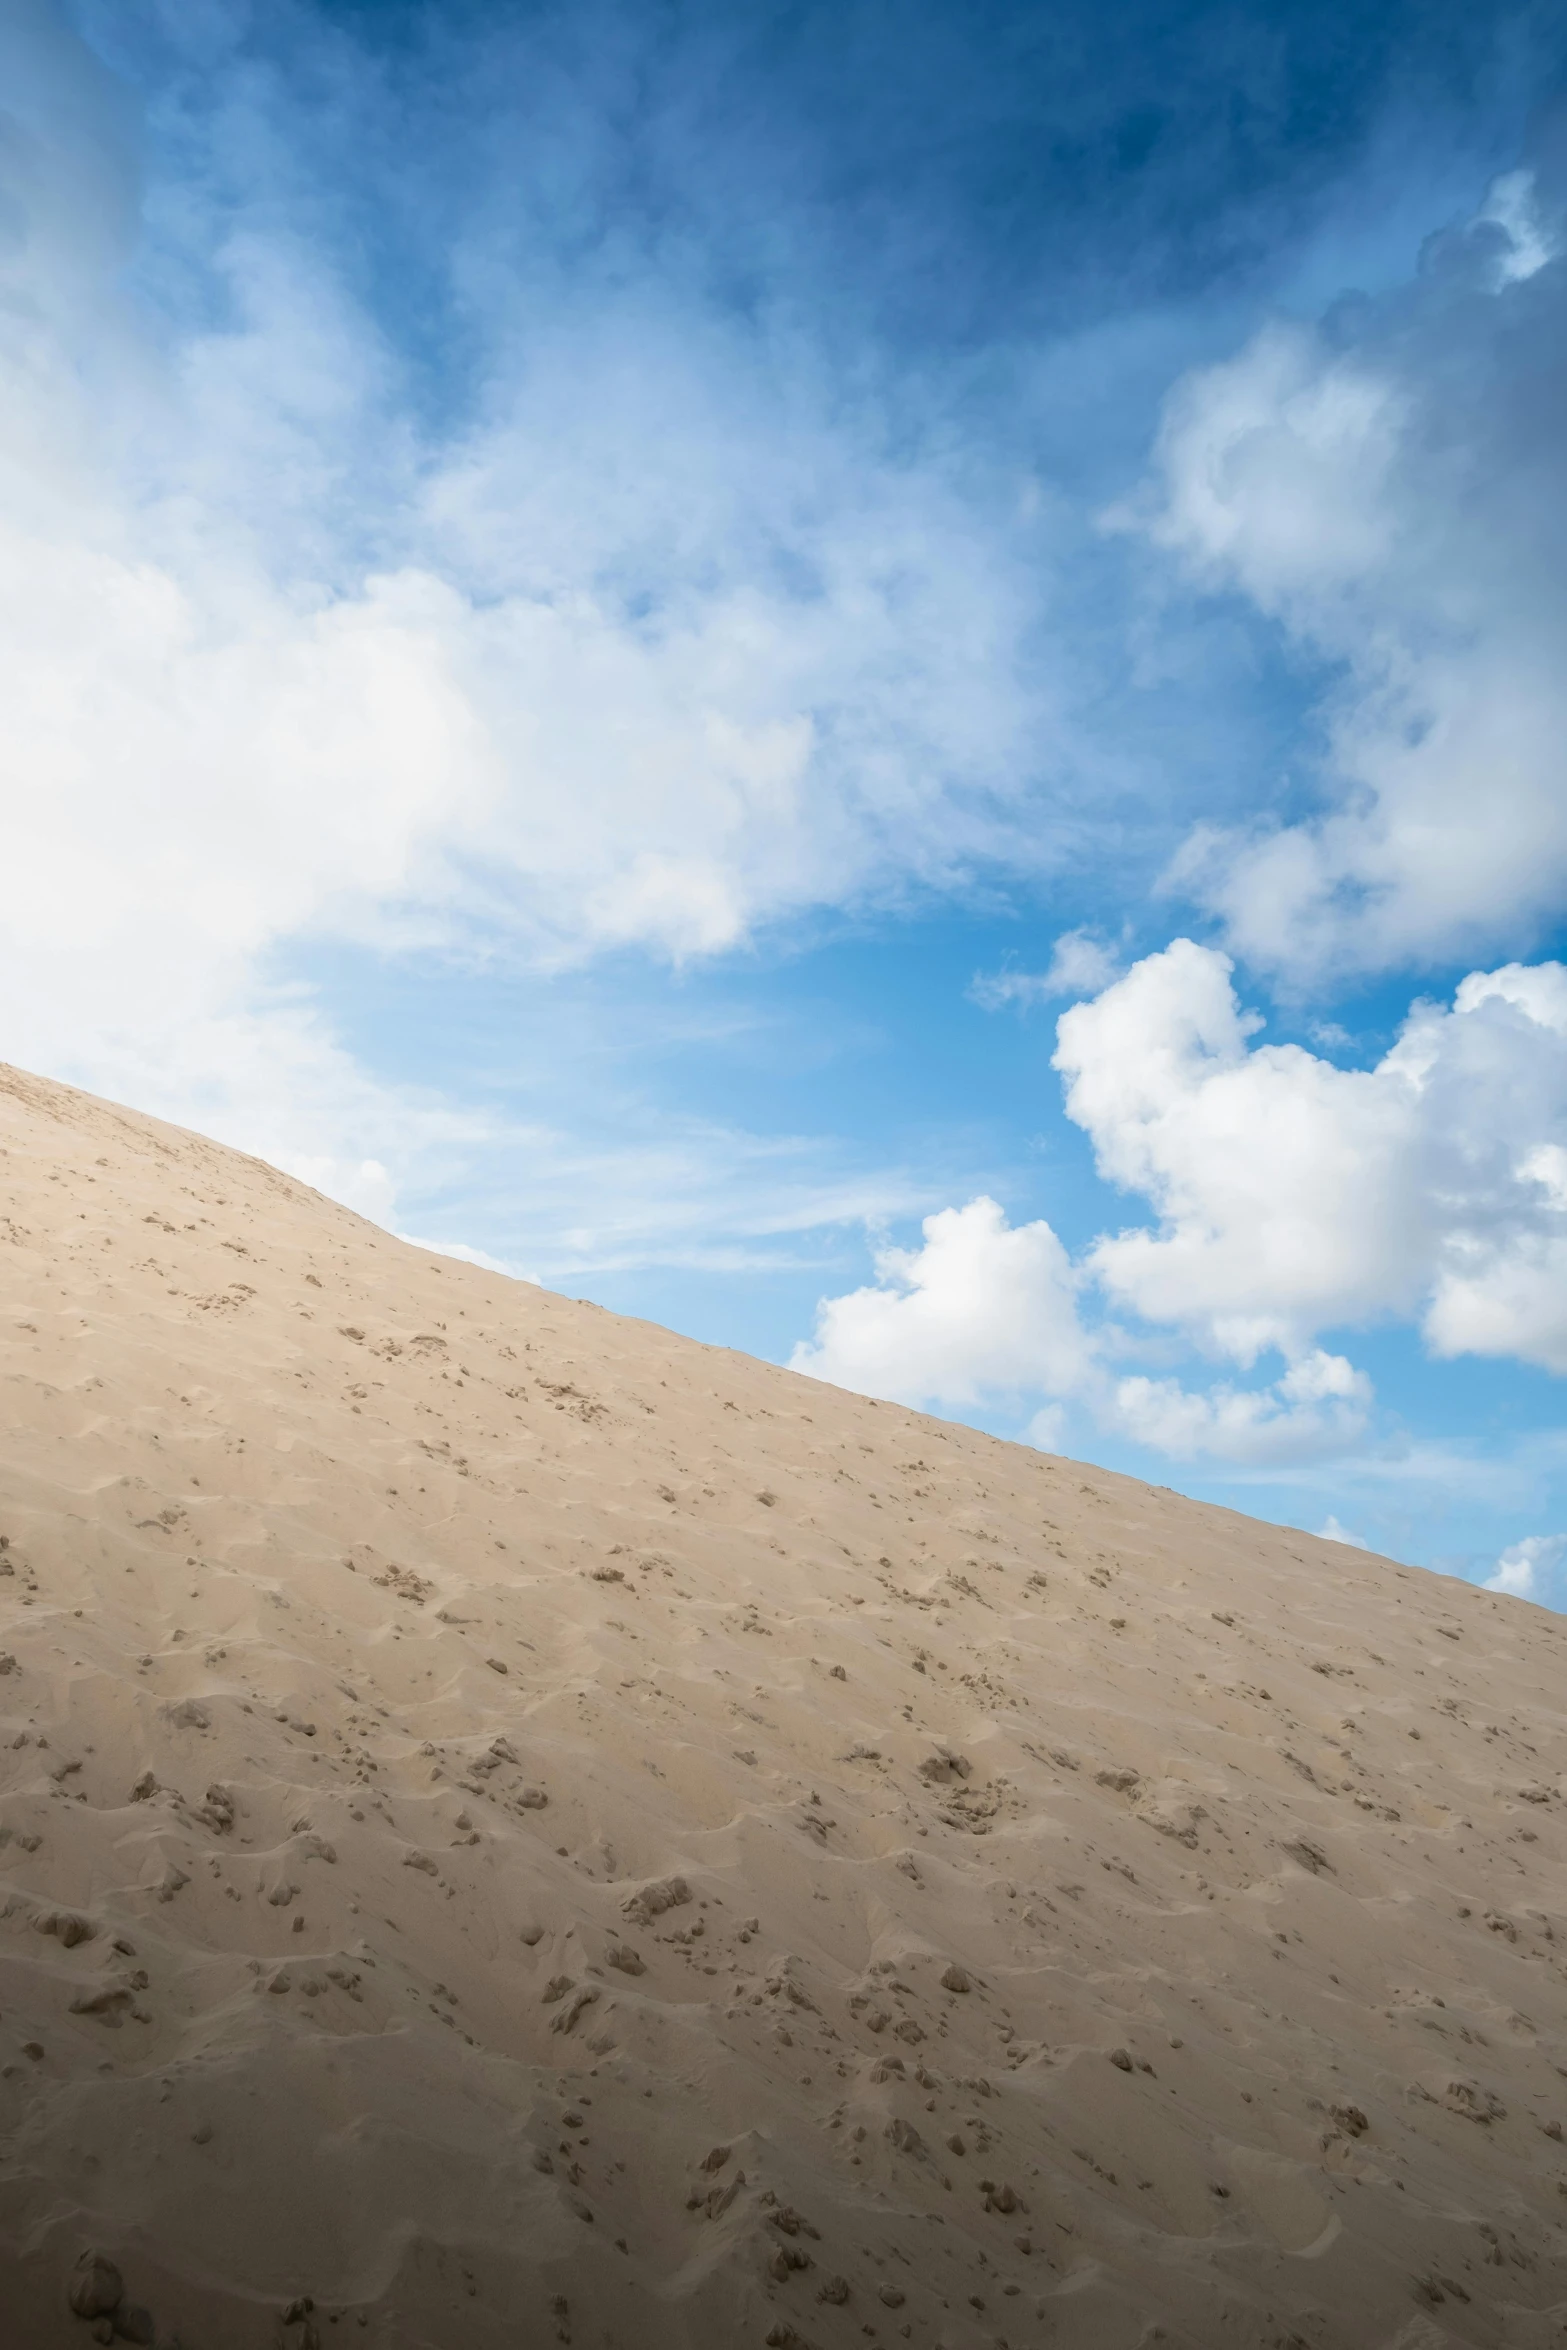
[0,1063,1564,2350]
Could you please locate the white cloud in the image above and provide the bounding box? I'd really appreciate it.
[1485,1533,1567,1602]
[1109,1350,1371,1466]
[788,1178,1382,1466]
[1476,169,1559,286]
[0,5,1062,1194]
[795,940,1567,1461]
[1055,939,1417,1357]
[1318,1515,1371,1549]
[790,1191,1381,1463]
[1128,165,1567,979]
[790,1196,1088,1410]
[970,930,1120,1011]
[1135,322,1407,607]
[1024,1402,1069,1453]
[1054,940,1567,1371]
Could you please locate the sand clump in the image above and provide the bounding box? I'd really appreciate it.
[0,1059,1563,2348]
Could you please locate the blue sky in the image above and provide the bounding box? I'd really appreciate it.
[5,0,1567,1602]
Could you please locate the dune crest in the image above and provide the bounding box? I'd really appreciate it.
[1,1062,1564,2349]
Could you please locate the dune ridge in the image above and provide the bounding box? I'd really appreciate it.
[1,1060,1565,2349]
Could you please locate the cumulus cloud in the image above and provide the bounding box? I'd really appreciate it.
[799,940,1567,1461]
[1485,1533,1567,1602]
[1129,162,1567,978]
[790,1196,1088,1410]
[1055,941,1567,1371]
[793,1185,1377,1464]
[1318,1515,1371,1548]
[1109,1350,1372,1465]
[790,1186,1380,1473]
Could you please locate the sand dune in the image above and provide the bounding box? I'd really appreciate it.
[1,1061,1564,2350]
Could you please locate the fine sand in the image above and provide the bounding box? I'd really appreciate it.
[1,1061,1565,2350]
